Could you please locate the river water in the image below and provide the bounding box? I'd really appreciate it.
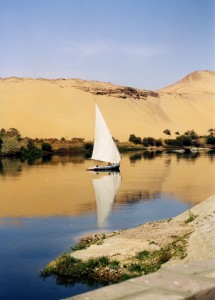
[0,151,214,300]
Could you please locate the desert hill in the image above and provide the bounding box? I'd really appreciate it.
[158,70,215,95]
[0,70,214,141]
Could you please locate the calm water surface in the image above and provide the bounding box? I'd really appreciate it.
[0,151,214,300]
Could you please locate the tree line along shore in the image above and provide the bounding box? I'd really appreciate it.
[0,128,215,161]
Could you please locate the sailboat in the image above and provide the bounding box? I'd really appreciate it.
[87,103,121,172]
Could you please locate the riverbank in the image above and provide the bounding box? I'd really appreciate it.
[41,195,215,284]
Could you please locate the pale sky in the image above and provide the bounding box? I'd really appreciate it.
[0,0,214,90]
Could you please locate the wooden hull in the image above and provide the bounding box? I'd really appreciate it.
[87,163,120,172]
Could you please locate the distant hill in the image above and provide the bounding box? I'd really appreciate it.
[0,70,214,141]
[158,70,215,94]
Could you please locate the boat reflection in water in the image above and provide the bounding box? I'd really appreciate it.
[92,171,121,227]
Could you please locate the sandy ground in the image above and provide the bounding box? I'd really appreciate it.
[0,70,214,141]
[71,195,215,265]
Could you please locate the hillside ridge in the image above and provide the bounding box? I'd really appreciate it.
[2,69,215,93]
[0,70,214,140]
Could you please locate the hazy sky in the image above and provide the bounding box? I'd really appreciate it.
[0,0,214,90]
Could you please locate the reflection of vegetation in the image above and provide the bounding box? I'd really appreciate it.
[0,158,22,176]
[117,190,161,205]
[129,150,164,162]
[176,152,200,161]
[41,233,189,286]
[208,150,215,162]
[129,152,142,162]
[143,151,156,160]
[0,154,88,176]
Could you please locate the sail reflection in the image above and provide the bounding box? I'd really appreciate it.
[93,172,121,227]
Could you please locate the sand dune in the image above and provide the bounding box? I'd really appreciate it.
[0,70,214,141]
[158,70,215,94]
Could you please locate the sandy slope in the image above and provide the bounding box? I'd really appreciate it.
[0,70,214,141]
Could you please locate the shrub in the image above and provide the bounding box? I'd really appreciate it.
[0,128,6,138]
[184,130,198,140]
[177,135,193,146]
[129,134,141,145]
[41,142,52,152]
[142,137,155,147]
[21,140,42,160]
[206,135,215,145]
[185,211,198,223]
[155,139,163,147]
[84,142,93,151]
[165,135,193,147]
[0,137,21,156]
[208,128,215,136]
[163,129,171,136]
[0,128,21,141]
[164,138,183,147]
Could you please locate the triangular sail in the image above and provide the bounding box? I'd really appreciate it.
[93,173,121,227]
[91,104,121,164]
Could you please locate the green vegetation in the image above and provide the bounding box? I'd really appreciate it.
[163,129,171,136]
[129,134,142,144]
[128,129,215,150]
[71,234,107,251]
[21,140,42,161]
[0,127,214,161]
[41,254,122,284]
[129,134,163,147]
[41,233,190,285]
[41,142,53,152]
[0,128,92,160]
[0,128,22,156]
[185,211,198,224]
[206,135,215,145]
[165,135,193,147]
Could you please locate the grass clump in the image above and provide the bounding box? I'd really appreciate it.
[185,211,198,223]
[71,234,107,251]
[40,254,121,284]
[124,233,189,278]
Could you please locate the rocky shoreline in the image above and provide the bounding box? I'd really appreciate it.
[41,195,215,284]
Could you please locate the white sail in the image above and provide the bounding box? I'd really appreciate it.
[91,104,121,164]
[93,173,121,227]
